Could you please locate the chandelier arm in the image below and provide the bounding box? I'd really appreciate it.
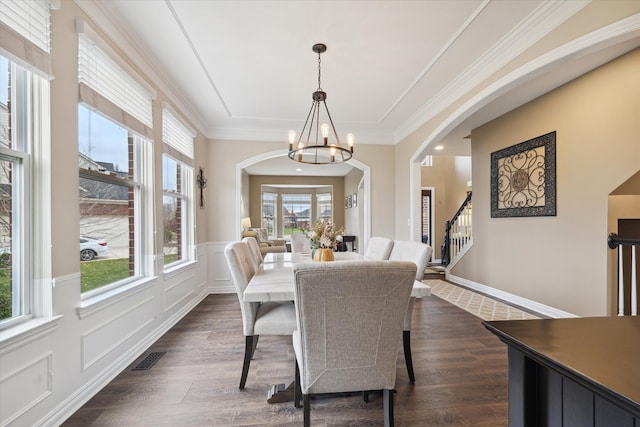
[306,101,318,144]
[298,100,317,145]
[322,100,341,145]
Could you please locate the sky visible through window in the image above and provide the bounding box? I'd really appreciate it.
[78,105,128,171]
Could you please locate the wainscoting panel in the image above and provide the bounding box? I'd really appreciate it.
[209,241,234,294]
[0,347,52,426]
[80,297,155,371]
[164,272,196,313]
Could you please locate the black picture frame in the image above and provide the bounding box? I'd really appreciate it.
[491,131,556,218]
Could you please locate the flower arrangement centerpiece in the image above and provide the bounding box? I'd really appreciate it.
[305,219,344,261]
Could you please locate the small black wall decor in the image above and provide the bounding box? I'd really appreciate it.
[491,131,556,218]
[196,167,207,209]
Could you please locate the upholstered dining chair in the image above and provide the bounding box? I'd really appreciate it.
[388,240,433,383]
[224,241,297,390]
[242,236,263,272]
[292,260,416,427]
[290,233,310,253]
[364,236,394,260]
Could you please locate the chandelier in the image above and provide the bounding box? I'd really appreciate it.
[288,43,354,164]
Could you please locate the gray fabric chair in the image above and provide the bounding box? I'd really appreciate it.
[292,260,416,427]
[290,233,310,253]
[242,236,263,272]
[224,241,297,390]
[364,236,394,260]
[388,240,433,383]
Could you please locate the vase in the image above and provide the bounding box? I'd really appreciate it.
[312,248,334,262]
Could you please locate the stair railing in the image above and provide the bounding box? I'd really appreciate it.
[442,191,472,266]
[608,233,640,316]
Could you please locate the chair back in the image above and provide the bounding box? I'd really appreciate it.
[364,236,394,260]
[242,236,263,271]
[292,260,416,394]
[290,233,310,253]
[389,240,433,280]
[224,241,259,335]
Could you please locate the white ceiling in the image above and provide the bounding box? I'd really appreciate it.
[79,1,640,176]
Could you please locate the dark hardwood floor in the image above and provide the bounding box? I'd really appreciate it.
[62,294,509,426]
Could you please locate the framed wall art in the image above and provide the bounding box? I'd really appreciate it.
[491,131,556,218]
[352,193,357,207]
[347,195,352,208]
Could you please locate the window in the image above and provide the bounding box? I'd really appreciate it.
[316,192,332,221]
[162,109,194,268]
[0,1,51,328]
[0,55,44,325]
[79,106,149,293]
[282,194,311,236]
[261,192,277,238]
[78,24,154,296]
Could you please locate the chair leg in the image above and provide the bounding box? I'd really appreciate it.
[239,335,256,390]
[252,335,259,355]
[383,389,394,427]
[362,391,369,402]
[294,359,301,408]
[403,330,415,383]
[303,394,310,427]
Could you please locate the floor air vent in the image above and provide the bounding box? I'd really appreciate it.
[132,351,165,371]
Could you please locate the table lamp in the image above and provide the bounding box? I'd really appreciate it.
[241,217,252,231]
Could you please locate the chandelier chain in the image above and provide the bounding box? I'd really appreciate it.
[317,51,322,90]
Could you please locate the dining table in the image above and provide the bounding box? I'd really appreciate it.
[243,250,431,403]
[244,251,431,303]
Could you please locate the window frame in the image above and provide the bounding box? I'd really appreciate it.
[0,58,43,330]
[161,153,194,270]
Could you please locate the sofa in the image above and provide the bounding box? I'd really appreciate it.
[241,228,287,256]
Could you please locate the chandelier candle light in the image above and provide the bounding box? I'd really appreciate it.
[288,43,354,164]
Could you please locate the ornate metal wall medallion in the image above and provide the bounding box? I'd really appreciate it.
[491,131,556,218]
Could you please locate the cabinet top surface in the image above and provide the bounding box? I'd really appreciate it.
[484,316,640,411]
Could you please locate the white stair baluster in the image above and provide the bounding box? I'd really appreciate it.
[632,245,637,316]
[619,244,625,316]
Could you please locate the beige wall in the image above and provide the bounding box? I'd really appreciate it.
[451,47,640,316]
[420,156,472,258]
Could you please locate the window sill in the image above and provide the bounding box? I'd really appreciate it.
[163,259,196,277]
[0,315,63,351]
[76,276,157,319]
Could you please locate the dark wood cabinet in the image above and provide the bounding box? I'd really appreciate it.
[484,316,640,426]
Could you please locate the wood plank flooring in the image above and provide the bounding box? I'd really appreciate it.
[62,294,509,426]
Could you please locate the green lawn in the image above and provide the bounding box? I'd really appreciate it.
[80,258,131,293]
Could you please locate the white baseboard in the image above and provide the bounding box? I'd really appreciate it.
[446,274,577,319]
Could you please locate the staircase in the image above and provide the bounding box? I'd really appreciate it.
[441,191,472,268]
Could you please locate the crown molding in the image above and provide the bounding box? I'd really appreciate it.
[394,0,590,143]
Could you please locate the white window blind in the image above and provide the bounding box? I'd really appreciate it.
[0,0,49,52]
[163,108,194,160]
[78,33,153,130]
[0,0,51,76]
